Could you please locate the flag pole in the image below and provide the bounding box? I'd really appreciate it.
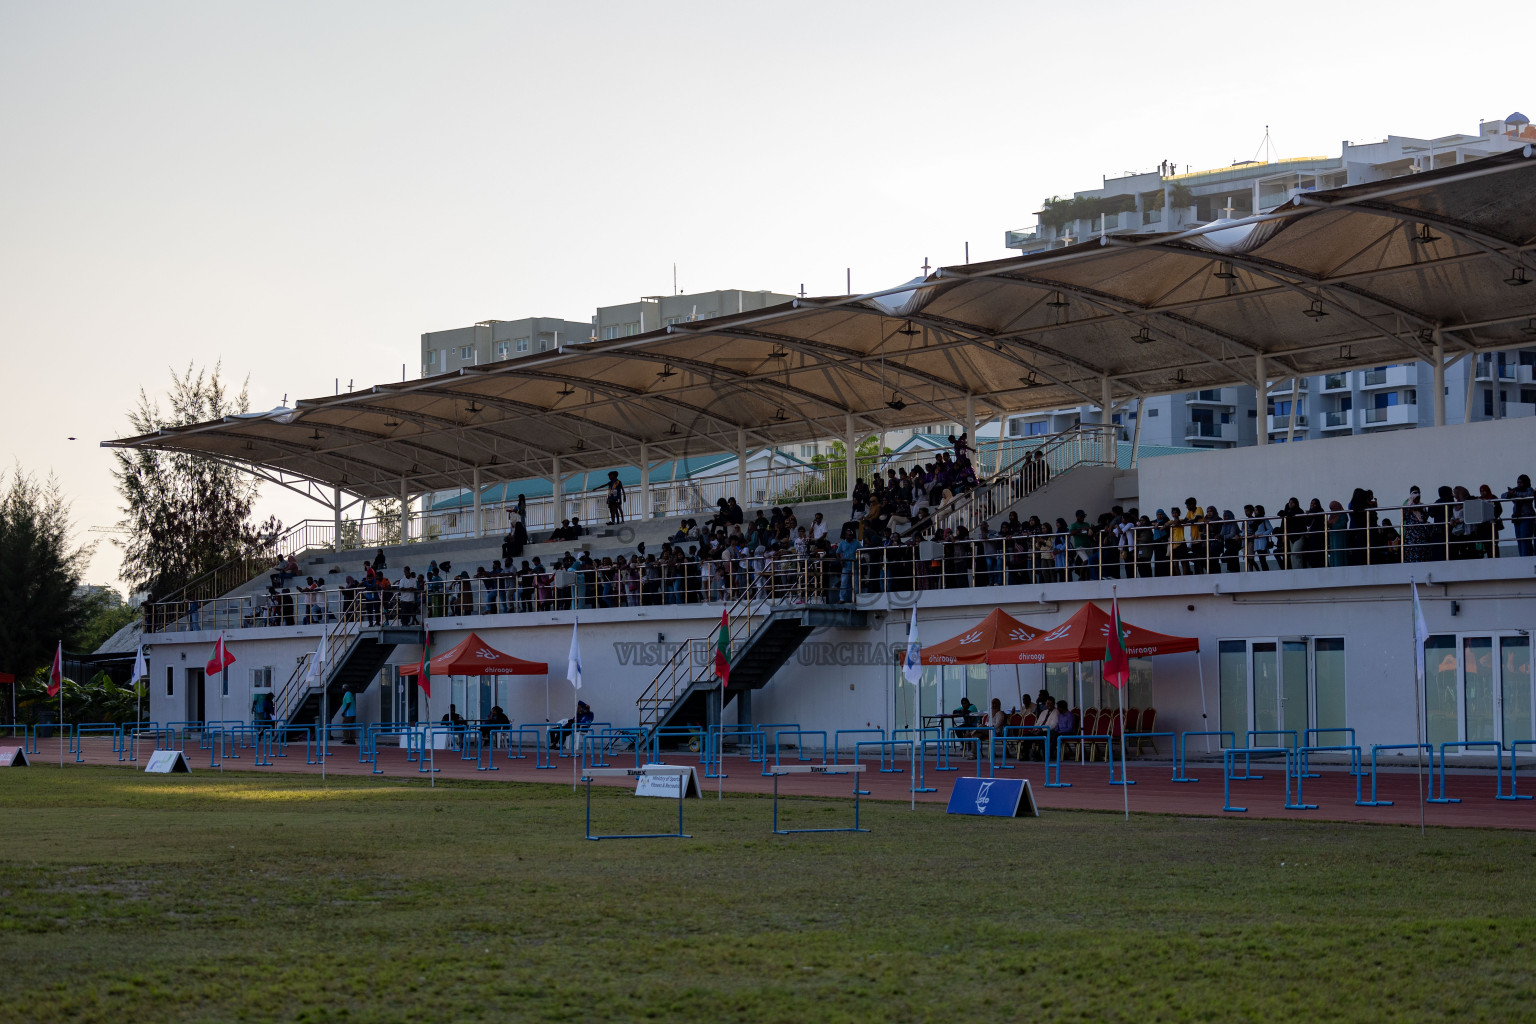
[1411,578,1426,836]
[1115,589,1129,821]
[219,663,227,774]
[58,671,64,769]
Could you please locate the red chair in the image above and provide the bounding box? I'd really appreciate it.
[1125,707,1142,735]
[1088,709,1112,761]
[1134,707,1159,754]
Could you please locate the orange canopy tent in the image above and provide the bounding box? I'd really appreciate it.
[921,609,1040,665]
[399,632,548,676]
[985,602,1199,665]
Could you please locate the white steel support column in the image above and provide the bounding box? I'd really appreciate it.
[1286,378,1299,442]
[736,428,747,506]
[472,466,483,538]
[844,413,857,499]
[1432,332,1446,427]
[333,486,342,551]
[551,455,563,528]
[400,476,409,543]
[639,443,651,520]
[1100,376,1114,463]
[965,393,976,443]
[1129,397,1144,468]
[1464,353,1477,423]
[1255,355,1268,446]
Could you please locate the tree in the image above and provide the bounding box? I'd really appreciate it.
[0,467,93,680]
[75,588,139,654]
[113,363,270,601]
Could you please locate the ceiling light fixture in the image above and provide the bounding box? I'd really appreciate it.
[1046,291,1069,308]
[466,401,483,414]
[885,394,907,411]
[1523,318,1536,337]
[1131,326,1153,344]
[897,321,920,336]
[1303,299,1329,319]
[1214,262,1238,280]
[656,364,677,378]
[768,344,788,358]
[1504,265,1530,287]
[1412,224,1441,245]
[556,384,576,397]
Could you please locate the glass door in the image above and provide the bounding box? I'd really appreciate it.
[1423,633,1533,748]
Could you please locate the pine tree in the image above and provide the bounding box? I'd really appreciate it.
[0,467,93,680]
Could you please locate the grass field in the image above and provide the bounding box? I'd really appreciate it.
[2,768,1534,1023]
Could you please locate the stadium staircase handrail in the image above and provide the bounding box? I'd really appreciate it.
[926,424,1117,537]
[635,566,778,735]
[274,604,368,724]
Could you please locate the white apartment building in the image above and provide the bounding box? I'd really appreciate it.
[1001,112,1536,449]
[421,317,593,376]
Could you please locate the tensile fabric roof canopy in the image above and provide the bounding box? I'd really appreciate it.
[985,603,1198,665]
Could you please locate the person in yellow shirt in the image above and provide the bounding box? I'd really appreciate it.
[1183,497,1205,574]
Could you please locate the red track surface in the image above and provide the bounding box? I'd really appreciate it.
[33,736,1536,830]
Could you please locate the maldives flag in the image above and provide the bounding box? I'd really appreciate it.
[713,610,730,688]
[418,626,432,698]
[47,642,63,697]
[1104,595,1129,689]
[205,633,236,676]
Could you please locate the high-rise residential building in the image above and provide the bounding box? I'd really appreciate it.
[421,317,592,377]
[999,112,1536,447]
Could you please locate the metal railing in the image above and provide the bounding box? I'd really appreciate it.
[928,425,1117,540]
[274,604,370,724]
[635,562,785,734]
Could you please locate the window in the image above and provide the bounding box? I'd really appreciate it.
[800,444,817,458]
[625,322,642,336]
[1425,633,1531,746]
[1025,421,1049,436]
[602,326,620,341]
[1146,408,1159,418]
[663,315,686,326]
[515,338,530,353]
[1520,350,1536,367]
[1220,412,1232,425]
[458,346,474,360]
[1248,409,1257,418]
[250,667,272,690]
[1218,637,1345,747]
[537,338,551,352]
[494,341,509,359]
[166,666,174,697]
[1522,389,1536,406]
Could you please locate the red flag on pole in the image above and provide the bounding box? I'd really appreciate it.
[205,633,236,676]
[418,625,432,697]
[1104,594,1130,689]
[713,610,731,687]
[47,642,63,697]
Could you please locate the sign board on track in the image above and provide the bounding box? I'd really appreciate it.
[144,750,191,774]
[0,746,29,767]
[946,777,1039,817]
[634,763,701,798]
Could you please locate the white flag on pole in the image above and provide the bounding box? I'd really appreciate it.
[1412,578,1430,681]
[567,617,583,690]
[131,644,148,682]
[902,605,922,686]
[305,635,326,685]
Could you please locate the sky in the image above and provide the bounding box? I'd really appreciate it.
[1,0,1529,590]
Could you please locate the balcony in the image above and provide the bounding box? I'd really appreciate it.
[1185,389,1232,406]
[1362,365,1414,389]
[1475,359,1519,382]
[1185,420,1237,442]
[1363,402,1417,427]
[1269,379,1310,396]
[1322,373,1350,392]
[1321,409,1354,430]
[1266,414,1309,433]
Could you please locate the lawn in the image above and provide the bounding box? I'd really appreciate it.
[1,767,1533,1023]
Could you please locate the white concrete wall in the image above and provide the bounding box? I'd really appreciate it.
[1138,416,1535,517]
[143,553,1536,755]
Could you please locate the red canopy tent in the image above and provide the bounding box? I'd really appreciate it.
[986,602,1206,785]
[921,609,1040,665]
[399,632,548,677]
[985,603,1198,665]
[400,632,550,720]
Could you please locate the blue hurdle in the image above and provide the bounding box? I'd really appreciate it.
[581,765,694,840]
[769,764,869,834]
[1223,747,1295,812]
[1428,741,1518,803]
[1359,744,1436,806]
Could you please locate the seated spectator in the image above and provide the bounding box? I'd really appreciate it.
[482,704,510,746]
[548,700,594,752]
